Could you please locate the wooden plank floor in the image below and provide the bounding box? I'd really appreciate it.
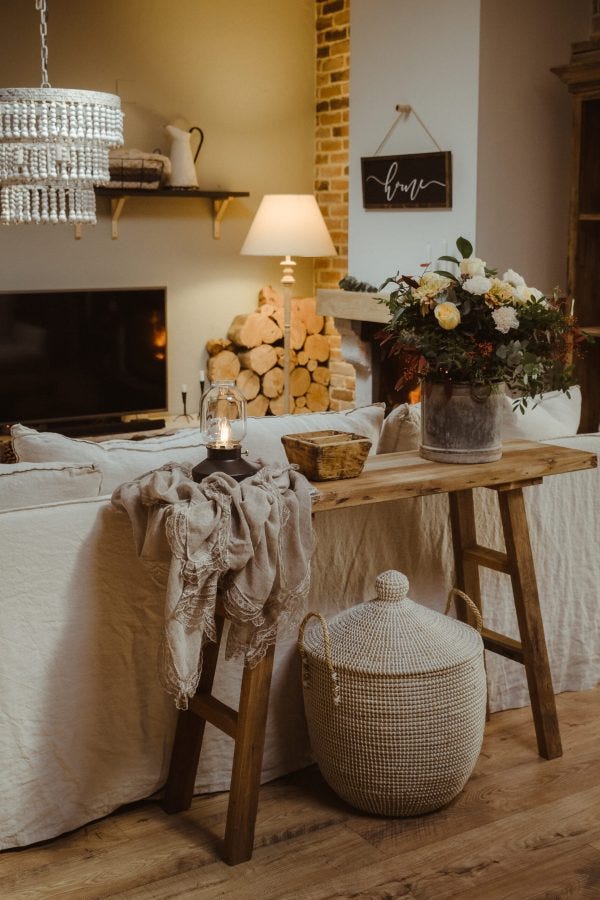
[2,687,600,899]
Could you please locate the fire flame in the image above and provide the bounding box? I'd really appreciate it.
[150,311,166,361]
[216,419,232,448]
[408,385,421,405]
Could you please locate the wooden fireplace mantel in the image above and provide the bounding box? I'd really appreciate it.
[316,288,390,323]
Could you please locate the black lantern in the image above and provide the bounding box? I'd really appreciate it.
[192,380,260,483]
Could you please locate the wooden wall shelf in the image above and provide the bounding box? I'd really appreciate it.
[75,188,250,240]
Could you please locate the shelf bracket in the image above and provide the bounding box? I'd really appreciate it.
[212,196,233,239]
[110,197,127,239]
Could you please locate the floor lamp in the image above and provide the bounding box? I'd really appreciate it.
[240,194,337,414]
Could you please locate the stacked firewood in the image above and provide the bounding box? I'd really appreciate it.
[206,286,336,415]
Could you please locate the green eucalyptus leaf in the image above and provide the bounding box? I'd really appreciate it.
[434,269,460,282]
[456,236,473,259]
[437,255,460,265]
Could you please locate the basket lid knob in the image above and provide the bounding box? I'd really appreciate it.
[375,570,409,602]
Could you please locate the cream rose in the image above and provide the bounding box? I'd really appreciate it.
[434,301,461,330]
[413,271,452,300]
[486,278,515,305]
[459,256,486,278]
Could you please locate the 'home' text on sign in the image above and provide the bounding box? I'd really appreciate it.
[361,151,452,210]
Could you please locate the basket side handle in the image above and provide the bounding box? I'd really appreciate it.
[444,587,483,633]
[298,612,341,705]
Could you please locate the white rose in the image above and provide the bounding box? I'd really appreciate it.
[491,305,519,334]
[512,284,531,305]
[503,268,525,287]
[459,257,486,278]
[463,275,491,295]
[513,284,543,304]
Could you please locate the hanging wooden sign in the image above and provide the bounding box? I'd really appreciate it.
[361,151,452,210]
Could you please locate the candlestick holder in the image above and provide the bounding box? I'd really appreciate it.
[174,386,193,422]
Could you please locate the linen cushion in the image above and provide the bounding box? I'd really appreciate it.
[377,403,421,453]
[11,404,385,494]
[11,425,206,495]
[0,461,103,511]
[501,386,582,441]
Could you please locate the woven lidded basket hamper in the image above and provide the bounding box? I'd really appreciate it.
[298,570,487,816]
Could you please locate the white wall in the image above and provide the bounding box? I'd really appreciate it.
[0,0,315,415]
[476,0,590,293]
[348,0,481,286]
[349,0,591,295]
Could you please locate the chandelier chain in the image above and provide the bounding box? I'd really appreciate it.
[0,0,124,226]
[36,0,50,88]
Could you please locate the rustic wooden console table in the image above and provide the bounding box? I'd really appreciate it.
[162,439,596,864]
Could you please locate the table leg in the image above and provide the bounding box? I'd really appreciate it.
[497,487,562,760]
[448,490,484,626]
[162,614,225,814]
[222,642,276,866]
[449,486,562,761]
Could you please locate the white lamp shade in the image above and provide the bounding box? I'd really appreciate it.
[240,194,337,258]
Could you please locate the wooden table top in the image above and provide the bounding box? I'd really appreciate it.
[310,439,597,512]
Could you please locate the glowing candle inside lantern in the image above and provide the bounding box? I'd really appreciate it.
[216,418,232,448]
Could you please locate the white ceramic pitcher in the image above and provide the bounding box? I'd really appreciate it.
[165,125,204,187]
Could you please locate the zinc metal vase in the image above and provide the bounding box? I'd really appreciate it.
[420,381,505,464]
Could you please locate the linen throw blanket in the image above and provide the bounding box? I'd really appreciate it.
[112,463,314,708]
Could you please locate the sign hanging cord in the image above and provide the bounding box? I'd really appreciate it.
[373,105,442,156]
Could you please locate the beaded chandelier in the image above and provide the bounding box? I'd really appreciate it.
[0,0,123,225]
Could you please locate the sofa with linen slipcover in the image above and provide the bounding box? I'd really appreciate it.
[1,394,598,849]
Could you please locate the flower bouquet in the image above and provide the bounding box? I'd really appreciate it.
[380,237,586,413]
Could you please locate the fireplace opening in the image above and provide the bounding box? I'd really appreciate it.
[0,287,167,435]
[360,321,421,411]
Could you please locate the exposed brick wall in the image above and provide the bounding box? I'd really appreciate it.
[315,0,349,293]
[315,0,354,410]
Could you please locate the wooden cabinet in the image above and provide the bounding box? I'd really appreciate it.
[553,39,600,432]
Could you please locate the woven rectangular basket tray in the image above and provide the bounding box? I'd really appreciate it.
[281,430,371,481]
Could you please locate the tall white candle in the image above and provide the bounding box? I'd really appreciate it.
[199,370,205,383]
[181,384,188,394]
[426,242,432,262]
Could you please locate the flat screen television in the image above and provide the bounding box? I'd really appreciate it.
[0,287,167,430]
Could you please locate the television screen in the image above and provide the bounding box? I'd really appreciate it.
[0,288,167,427]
